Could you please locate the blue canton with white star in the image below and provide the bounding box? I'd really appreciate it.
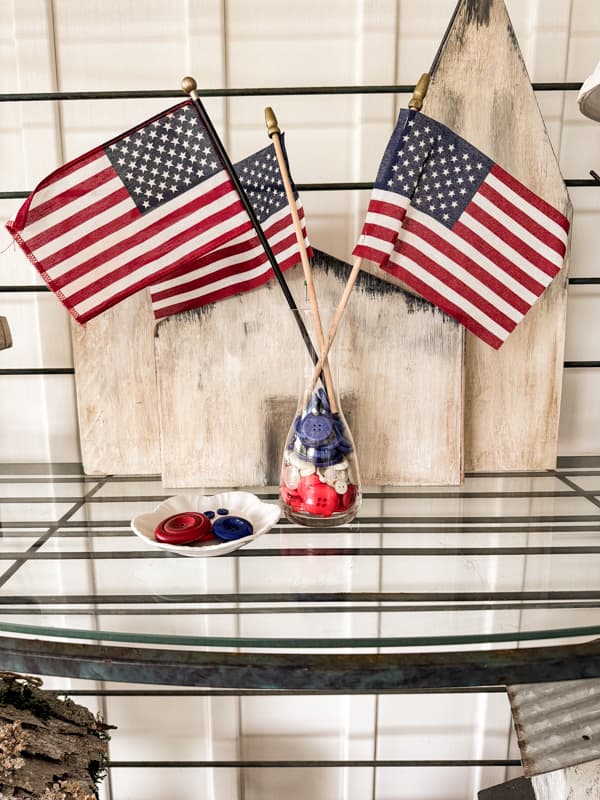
[105,102,222,215]
[375,110,494,229]
[234,142,288,224]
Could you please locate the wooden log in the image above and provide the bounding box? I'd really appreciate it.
[421,0,571,471]
[0,674,111,799]
[71,291,160,475]
[156,250,463,487]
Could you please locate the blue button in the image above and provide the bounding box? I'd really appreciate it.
[203,510,216,519]
[212,515,254,541]
[216,507,229,516]
[299,414,334,445]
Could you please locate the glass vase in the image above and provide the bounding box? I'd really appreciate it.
[279,309,361,527]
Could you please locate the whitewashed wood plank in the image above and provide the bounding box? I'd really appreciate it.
[479,761,600,799]
[422,0,571,471]
[156,250,462,488]
[71,291,161,475]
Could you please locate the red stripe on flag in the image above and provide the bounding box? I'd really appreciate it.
[25,186,131,252]
[12,149,107,229]
[403,217,531,316]
[453,221,546,297]
[466,202,561,279]
[352,242,393,266]
[491,164,570,232]
[360,222,398,245]
[25,164,117,227]
[366,197,408,223]
[395,239,517,333]
[478,181,566,256]
[153,268,290,319]
[381,259,504,350]
[47,187,245,287]
[151,225,307,310]
[64,210,253,306]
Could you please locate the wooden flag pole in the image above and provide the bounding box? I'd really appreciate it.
[181,76,320,368]
[309,73,431,390]
[264,107,337,412]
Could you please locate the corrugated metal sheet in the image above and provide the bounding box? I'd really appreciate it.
[508,678,600,776]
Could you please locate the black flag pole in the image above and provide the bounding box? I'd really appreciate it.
[181,76,319,366]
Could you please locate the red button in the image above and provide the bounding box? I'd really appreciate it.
[155,512,214,545]
[297,474,321,499]
[340,484,357,510]
[303,483,339,517]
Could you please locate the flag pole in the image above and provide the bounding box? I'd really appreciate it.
[181,76,319,366]
[264,106,338,413]
[308,73,431,390]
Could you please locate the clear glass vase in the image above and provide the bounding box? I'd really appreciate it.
[279,309,361,527]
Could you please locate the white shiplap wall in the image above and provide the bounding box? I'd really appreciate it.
[0,3,599,800]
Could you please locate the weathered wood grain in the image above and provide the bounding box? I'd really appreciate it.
[156,251,463,487]
[70,291,160,475]
[423,0,571,470]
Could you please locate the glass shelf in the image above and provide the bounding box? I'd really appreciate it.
[0,462,599,688]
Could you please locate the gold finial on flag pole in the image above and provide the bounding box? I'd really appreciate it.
[408,73,430,110]
[181,76,199,100]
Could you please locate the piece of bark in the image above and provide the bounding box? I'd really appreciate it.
[0,676,112,799]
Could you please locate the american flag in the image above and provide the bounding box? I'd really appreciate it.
[5,100,257,323]
[353,110,570,349]
[149,141,310,318]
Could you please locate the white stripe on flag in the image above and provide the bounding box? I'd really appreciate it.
[461,210,555,287]
[26,153,108,213]
[486,172,568,244]
[472,191,565,268]
[400,226,523,323]
[42,170,237,278]
[405,207,540,305]
[388,247,514,343]
[66,205,250,310]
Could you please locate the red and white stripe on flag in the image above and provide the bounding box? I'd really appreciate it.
[5,102,253,323]
[353,109,569,349]
[383,165,569,349]
[150,202,310,318]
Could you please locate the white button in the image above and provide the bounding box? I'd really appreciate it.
[334,480,348,494]
[334,459,349,471]
[322,467,337,483]
[300,464,316,476]
[284,465,300,489]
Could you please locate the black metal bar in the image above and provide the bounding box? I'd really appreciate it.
[1,590,598,605]
[49,686,506,695]
[0,635,597,688]
[2,177,598,202]
[0,477,107,589]
[0,82,583,103]
[0,368,74,375]
[0,545,598,559]
[564,361,600,368]
[106,758,521,767]
[1,601,598,615]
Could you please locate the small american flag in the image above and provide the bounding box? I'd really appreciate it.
[6,100,257,323]
[353,110,570,349]
[149,141,310,318]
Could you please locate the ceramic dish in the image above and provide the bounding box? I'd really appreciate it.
[131,491,281,557]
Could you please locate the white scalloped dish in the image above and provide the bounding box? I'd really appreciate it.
[131,491,281,557]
